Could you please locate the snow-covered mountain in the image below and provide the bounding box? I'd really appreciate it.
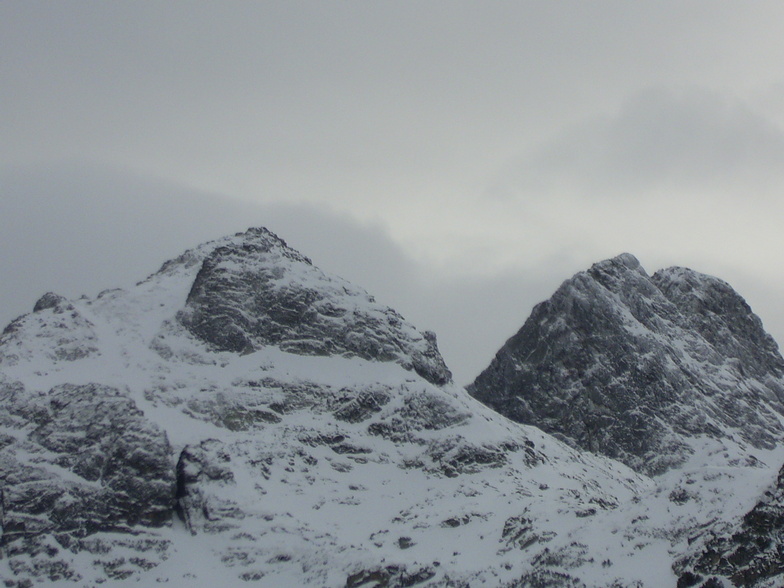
[3,231,784,587]
[469,253,784,475]
[469,253,784,587]
[0,228,647,587]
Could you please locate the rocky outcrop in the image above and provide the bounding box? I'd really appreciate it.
[0,379,174,582]
[677,463,784,587]
[177,227,451,385]
[468,253,784,474]
[0,293,100,365]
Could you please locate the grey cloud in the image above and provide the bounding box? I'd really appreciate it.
[9,3,784,206]
[603,89,784,188]
[503,87,784,200]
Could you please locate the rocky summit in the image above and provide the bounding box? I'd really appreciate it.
[3,233,784,588]
[175,227,451,386]
[469,253,784,476]
[469,253,784,587]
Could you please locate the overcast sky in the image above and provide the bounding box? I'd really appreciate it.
[3,2,784,384]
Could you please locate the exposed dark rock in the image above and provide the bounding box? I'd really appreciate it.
[345,565,437,588]
[397,391,471,430]
[347,568,392,588]
[33,292,67,313]
[469,253,784,474]
[676,571,703,587]
[679,462,784,586]
[221,407,282,430]
[333,388,392,423]
[399,567,437,586]
[508,569,586,588]
[501,515,556,550]
[397,536,414,549]
[176,439,243,534]
[0,381,174,582]
[177,227,451,385]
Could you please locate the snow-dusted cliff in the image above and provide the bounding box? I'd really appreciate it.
[469,253,784,475]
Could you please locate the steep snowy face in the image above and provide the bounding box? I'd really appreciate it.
[468,254,784,475]
[0,228,647,587]
[652,266,784,381]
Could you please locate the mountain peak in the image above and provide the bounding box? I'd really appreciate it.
[169,226,451,385]
[226,225,314,265]
[592,252,643,273]
[32,291,68,313]
[469,255,784,475]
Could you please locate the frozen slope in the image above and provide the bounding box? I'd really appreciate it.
[0,228,650,587]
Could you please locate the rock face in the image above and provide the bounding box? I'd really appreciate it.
[678,463,784,587]
[0,228,647,587]
[177,227,451,385]
[468,253,784,475]
[0,379,174,582]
